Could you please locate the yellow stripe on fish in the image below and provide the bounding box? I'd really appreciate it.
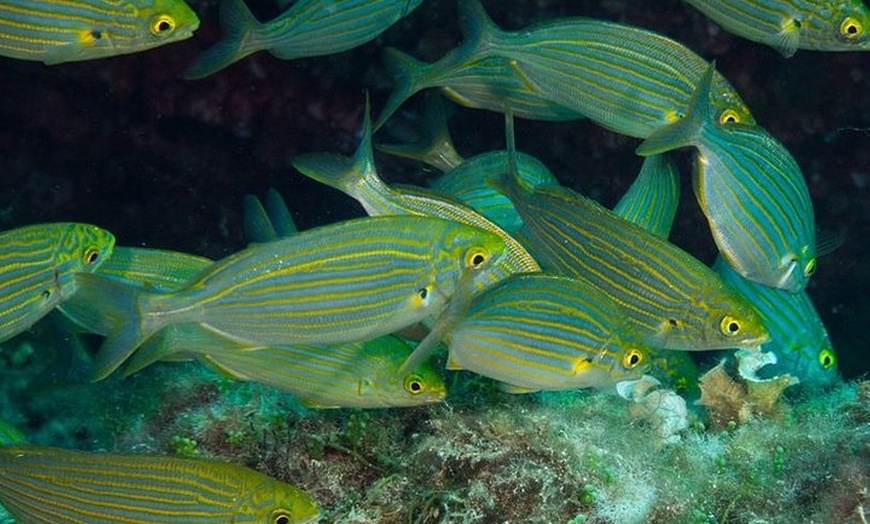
[76,215,506,380]
[0,222,114,344]
[185,0,423,79]
[457,0,755,139]
[446,273,650,393]
[0,0,199,64]
[292,101,540,291]
[683,0,870,57]
[0,445,319,524]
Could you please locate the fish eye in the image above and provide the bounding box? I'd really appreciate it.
[718,108,741,125]
[818,348,837,370]
[719,315,742,337]
[840,16,863,39]
[803,258,817,277]
[404,374,425,395]
[272,512,291,524]
[464,247,489,269]
[622,349,644,369]
[150,15,176,36]
[83,247,101,265]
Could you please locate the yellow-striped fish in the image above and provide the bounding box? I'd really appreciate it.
[684,0,870,57]
[639,65,816,293]
[0,0,200,64]
[0,445,319,523]
[185,0,423,79]
[459,0,755,139]
[445,273,650,393]
[492,173,769,351]
[292,102,540,291]
[612,154,682,240]
[0,222,115,344]
[76,215,506,380]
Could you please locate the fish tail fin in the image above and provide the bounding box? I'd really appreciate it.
[71,274,164,381]
[373,47,426,130]
[184,0,261,79]
[376,91,464,172]
[635,62,717,156]
[293,97,389,200]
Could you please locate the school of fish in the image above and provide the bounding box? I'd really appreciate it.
[1,0,858,520]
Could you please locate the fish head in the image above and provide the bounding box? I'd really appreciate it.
[440,224,509,292]
[357,336,447,407]
[700,289,771,350]
[57,224,115,276]
[708,77,756,128]
[805,0,870,51]
[775,245,817,293]
[132,0,201,48]
[243,480,320,524]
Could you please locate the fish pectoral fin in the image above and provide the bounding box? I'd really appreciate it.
[773,20,801,58]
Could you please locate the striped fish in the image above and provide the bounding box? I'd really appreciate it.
[492,173,769,351]
[639,65,816,293]
[185,0,423,79]
[375,48,585,130]
[198,335,447,408]
[459,0,755,139]
[684,0,870,57]
[0,0,199,64]
[75,215,507,380]
[446,273,649,392]
[0,445,319,523]
[292,102,540,292]
[0,223,115,344]
[612,154,682,240]
[714,257,840,392]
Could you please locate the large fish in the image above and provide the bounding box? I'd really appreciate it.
[639,65,817,293]
[492,173,769,352]
[457,0,755,139]
[75,215,507,380]
[0,0,199,64]
[0,446,320,524]
[0,222,114,344]
[185,0,423,79]
[683,0,870,57]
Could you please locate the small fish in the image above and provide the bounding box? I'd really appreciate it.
[375,47,585,129]
[0,445,320,524]
[0,0,200,64]
[458,0,755,139]
[714,257,840,392]
[683,0,870,57]
[292,101,540,291]
[445,273,650,393]
[639,65,817,293]
[199,334,447,408]
[0,222,115,344]
[77,215,506,380]
[492,172,769,351]
[185,0,423,79]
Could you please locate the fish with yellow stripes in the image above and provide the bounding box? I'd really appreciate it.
[0,445,320,523]
[0,0,200,64]
[457,0,755,139]
[683,0,870,57]
[185,0,423,79]
[73,215,507,380]
[0,222,114,344]
[639,65,817,293]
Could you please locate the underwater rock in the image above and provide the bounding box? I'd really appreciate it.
[697,349,799,429]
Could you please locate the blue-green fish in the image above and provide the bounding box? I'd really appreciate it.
[612,154,682,240]
[0,445,320,523]
[76,215,507,380]
[198,334,447,408]
[444,273,649,393]
[375,48,585,129]
[0,0,199,64]
[684,0,870,57]
[492,173,769,351]
[0,222,115,344]
[458,0,755,139]
[714,257,840,391]
[639,65,816,293]
[185,0,423,79]
[292,102,540,291]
